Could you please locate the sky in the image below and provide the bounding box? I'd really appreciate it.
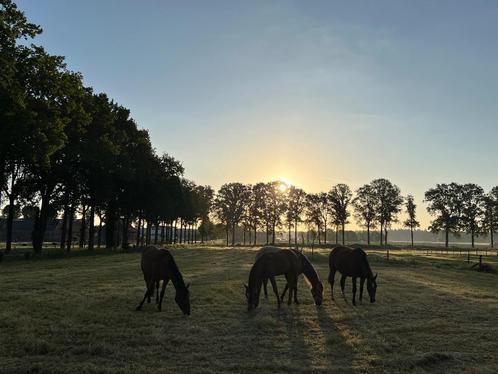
[17,0,498,229]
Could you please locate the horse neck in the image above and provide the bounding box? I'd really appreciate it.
[248,261,264,290]
[361,256,374,280]
[167,257,186,290]
[301,257,320,286]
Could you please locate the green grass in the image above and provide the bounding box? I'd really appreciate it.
[0,247,497,373]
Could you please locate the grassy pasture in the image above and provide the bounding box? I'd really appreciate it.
[0,247,497,373]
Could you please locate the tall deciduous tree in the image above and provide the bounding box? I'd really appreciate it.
[353,184,377,245]
[213,183,249,246]
[482,187,498,248]
[459,183,485,248]
[286,186,307,247]
[371,178,403,245]
[329,184,352,245]
[425,183,463,248]
[403,195,420,246]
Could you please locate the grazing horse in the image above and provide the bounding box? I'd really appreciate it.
[257,246,324,306]
[245,248,301,311]
[136,246,191,315]
[328,246,377,306]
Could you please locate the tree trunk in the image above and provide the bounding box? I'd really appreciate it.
[379,223,383,246]
[136,218,141,247]
[410,226,414,246]
[445,227,449,248]
[173,219,177,244]
[78,205,87,248]
[471,228,475,248]
[294,218,298,247]
[60,204,68,250]
[161,224,165,244]
[5,175,16,253]
[32,194,51,253]
[67,206,74,252]
[272,222,276,245]
[231,224,236,246]
[335,226,338,244]
[243,229,246,245]
[122,216,129,250]
[226,228,229,246]
[324,221,327,244]
[88,204,95,250]
[154,221,159,245]
[254,225,257,246]
[97,218,102,249]
[367,224,370,246]
[342,223,345,245]
[288,223,291,247]
[384,226,388,246]
[491,228,494,248]
[105,207,117,248]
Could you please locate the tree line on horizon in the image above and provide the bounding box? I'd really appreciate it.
[1,1,498,254]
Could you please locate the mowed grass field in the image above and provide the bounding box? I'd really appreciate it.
[0,247,497,373]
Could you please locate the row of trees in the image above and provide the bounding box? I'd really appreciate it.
[212,180,498,249]
[425,184,498,248]
[213,179,416,247]
[0,1,214,253]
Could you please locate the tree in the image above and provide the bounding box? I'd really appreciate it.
[213,183,249,246]
[305,193,323,244]
[482,187,498,248]
[329,184,352,245]
[1,204,20,219]
[425,183,463,248]
[403,195,420,246]
[353,184,377,245]
[371,178,403,245]
[285,186,307,247]
[459,183,485,248]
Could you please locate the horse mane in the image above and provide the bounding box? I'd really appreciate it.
[359,250,375,279]
[160,250,186,289]
[297,251,321,285]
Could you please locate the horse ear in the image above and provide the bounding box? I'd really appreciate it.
[186,283,190,289]
[244,284,248,291]
[374,273,378,280]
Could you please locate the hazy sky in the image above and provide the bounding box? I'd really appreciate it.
[18,0,498,228]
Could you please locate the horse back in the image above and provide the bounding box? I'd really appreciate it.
[329,246,369,277]
[141,246,172,280]
[256,248,301,277]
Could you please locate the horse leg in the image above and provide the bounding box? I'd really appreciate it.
[156,280,160,304]
[359,277,365,303]
[280,283,289,302]
[352,277,357,306]
[157,278,170,311]
[136,279,155,311]
[328,268,336,300]
[269,276,280,309]
[285,274,295,306]
[340,275,347,299]
[293,279,299,305]
[263,278,269,299]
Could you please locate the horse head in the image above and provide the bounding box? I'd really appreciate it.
[245,284,259,311]
[367,274,378,303]
[175,283,191,315]
[311,281,324,306]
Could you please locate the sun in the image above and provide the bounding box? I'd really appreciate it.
[278,178,291,192]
